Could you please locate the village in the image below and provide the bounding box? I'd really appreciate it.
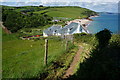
[43,19,90,37]
[20,18,91,40]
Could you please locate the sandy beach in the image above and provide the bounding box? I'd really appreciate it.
[67,19,91,26]
[66,18,94,33]
[80,19,91,26]
[66,15,99,28]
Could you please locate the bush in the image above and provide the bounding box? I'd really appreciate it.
[2,9,53,33]
[74,33,87,38]
[74,33,93,43]
[95,29,112,47]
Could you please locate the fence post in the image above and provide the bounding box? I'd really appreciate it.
[44,39,48,65]
[65,40,68,51]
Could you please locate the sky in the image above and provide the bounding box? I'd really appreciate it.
[0,0,119,3]
[0,0,119,13]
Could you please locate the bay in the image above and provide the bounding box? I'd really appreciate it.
[88,13,119,34]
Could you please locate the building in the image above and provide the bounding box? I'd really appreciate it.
[43,25,62,37]
[43,22,89,37]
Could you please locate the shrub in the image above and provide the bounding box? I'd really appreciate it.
[95,29,112,47]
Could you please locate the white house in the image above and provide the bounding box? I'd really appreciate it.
[43,25,62,37]
[43,22,89,37]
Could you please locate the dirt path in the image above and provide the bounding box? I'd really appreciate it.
[63,46,83,78]
[0,21,11,34]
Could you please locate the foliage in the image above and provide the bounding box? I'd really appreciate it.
[3,11,25,32]
[45,46,78,80]
[74,33,87,38]
[2,6,97,33]
[95,29,112,47]
[81,10,98,17]
[2,6,52,33]
[73,33,96,45]
[67,30,120,80]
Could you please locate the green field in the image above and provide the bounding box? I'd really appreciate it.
[3,5,95,19]
[2,32,75,78]
[2,28,120,79]
[0,27,2,79]
[34,7,96,19]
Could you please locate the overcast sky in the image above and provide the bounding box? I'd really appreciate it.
[0,0,119,13]
[1,0,119,3]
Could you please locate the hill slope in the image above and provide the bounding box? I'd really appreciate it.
[34,6,97,19]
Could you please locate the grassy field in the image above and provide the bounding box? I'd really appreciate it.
[34,7,96,19]
[2,6,96,19]
[2,32,75,78]
[0,27,2,79]
[18,24,53,36]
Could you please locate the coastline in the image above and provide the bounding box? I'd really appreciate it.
[85,15,99,33]
[89,15,99,19]
[87,13,118,34]
[66,15,99,33]
[66,15,99,27]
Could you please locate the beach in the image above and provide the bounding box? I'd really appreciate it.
[67,19,91,26]
[66,18,93,33]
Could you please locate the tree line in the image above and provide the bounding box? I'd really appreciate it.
[2,7,52,33]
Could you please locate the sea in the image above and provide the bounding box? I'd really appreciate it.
[88,13,119,34]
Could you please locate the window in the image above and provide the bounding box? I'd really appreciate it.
[55,30,57,32]
[70,28,73,30]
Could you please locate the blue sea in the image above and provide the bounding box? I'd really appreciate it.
[88,13,119,34]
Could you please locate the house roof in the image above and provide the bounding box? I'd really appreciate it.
[69,26,78,34]
[57,22,80,34]
[43,22,85,35]
[43,25,62,34]
[64,22,78,29]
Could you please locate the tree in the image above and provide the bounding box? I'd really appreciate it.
[39,5,43,7]
[4,11,25,32]
[95,29,112,47]
[2,7,52,33]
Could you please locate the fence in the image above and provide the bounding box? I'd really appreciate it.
[44,36,74,65]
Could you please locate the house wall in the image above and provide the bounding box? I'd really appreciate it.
[82,29,87,33]
[43,32,48,37]
[43,23,89,37]
[56,33,62,36]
